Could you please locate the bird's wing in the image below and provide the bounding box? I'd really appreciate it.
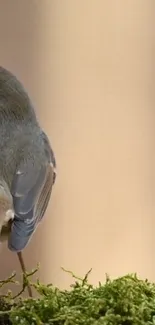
[8,133,56,252]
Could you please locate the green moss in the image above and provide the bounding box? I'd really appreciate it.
[0,268,155,325]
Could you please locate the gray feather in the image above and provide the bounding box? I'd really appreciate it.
[35,164,54,222]
[0,66,56,252]
[12,163,47,214]
[8,131,55,252]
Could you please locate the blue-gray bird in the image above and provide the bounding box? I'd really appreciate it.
[0,66,56,253]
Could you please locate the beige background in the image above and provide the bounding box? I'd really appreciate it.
[0,0,154,294]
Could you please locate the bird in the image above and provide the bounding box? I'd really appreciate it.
[0,66,57,296]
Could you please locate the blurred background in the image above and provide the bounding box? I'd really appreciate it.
[0,0,155,294]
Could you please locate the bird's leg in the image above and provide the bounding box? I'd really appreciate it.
[17,251,33,298]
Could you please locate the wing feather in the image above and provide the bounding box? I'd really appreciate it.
[8,132,56,252]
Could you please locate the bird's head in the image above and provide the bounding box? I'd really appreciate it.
[0,180,14,241]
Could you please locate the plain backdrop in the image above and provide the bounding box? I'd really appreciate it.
[0,0,155,295]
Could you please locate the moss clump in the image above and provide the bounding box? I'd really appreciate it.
[0,268,155,324]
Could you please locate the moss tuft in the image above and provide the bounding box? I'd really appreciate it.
[0,268,155,324]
